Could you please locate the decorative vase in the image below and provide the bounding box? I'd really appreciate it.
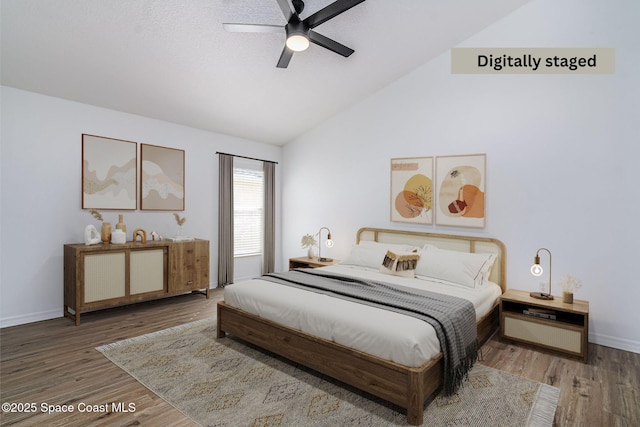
[111,229,126,244]
[101,222,112,244]
[562,291,574,304]
[116,214,126,234]
[307,246,315,259]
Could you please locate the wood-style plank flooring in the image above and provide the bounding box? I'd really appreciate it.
[1,290,639,426]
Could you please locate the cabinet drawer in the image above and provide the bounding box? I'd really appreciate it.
[503,315,582,354]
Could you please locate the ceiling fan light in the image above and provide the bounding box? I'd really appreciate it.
[286,34,309,52]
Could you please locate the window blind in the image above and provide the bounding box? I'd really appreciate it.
[233,165,264,257]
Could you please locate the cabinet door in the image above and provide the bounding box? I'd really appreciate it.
[130,248,166,295]
[84,252,126,303]
[169,241,209,293]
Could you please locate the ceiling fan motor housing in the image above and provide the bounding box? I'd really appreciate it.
[285,19,309,51]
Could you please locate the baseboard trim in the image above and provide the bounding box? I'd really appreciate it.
[0,308,61,328]
[590,333,640,354]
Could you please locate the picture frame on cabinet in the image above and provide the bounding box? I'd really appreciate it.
[140,144,185,211]
[82,134,137,210]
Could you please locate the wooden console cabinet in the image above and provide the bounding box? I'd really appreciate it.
[64,239,209,325]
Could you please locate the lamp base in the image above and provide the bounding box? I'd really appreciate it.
[530,292,554,300]
[318,257,333,262]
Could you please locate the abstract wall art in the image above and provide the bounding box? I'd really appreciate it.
[140,144,185,211]
[390,157,433,224]
[82,134,137,210]
[435,154,486,228]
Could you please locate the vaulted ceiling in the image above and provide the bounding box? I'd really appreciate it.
[1,0,530,145]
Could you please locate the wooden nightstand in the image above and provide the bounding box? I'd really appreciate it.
[289,256,339,270]
[500,289,589,362]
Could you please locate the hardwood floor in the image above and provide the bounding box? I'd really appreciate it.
[1,290,638,426]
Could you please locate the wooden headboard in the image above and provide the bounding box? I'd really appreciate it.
[356,227,507,293]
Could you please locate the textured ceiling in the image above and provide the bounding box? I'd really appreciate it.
[1,0,530,145]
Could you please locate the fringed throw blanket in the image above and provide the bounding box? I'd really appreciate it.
[262,269,478,395]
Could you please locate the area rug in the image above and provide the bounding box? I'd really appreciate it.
[97,319,559,427]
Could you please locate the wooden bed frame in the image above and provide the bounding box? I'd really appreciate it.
[217,227,506,425]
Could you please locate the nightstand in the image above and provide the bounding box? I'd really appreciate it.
[289,256,339,270]
[500,289,589,362]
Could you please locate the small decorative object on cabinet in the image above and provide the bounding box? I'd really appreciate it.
[84,225,101,245]
[111,229,126,244]
[100,222,112,243]
[133,228,147,243]
[500,289,589,362]
[289,256,339,270]
[560,273,582,304]
[116,214,126,233]
[300,233,317,259]
[64,239,210,325]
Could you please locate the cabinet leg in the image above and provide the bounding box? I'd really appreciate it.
[64,306,81,326]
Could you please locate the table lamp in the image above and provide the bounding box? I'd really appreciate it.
[530,247,554,300]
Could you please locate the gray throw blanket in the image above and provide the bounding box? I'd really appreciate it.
[262,268,478,395]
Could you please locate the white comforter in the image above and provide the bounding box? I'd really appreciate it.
[223,264,502,368]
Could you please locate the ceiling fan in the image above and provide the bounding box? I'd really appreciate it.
[223,0,366,68]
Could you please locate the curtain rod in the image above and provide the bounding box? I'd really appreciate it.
[216,152,278,164]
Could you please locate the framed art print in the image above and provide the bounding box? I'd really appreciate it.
[435,154,486,228]
[82,134,137,210]
[140,144,185,211]
[390,157,433,224]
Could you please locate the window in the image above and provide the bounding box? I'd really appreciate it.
[233,160,264,257]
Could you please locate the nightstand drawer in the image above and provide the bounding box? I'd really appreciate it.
[503,315,582,354]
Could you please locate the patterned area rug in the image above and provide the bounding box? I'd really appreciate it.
[97,319,559,427]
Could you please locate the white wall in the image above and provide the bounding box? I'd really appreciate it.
[281,0,640,353]
[0,86,282,327]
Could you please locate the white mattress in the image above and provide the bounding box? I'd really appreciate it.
[223,264,502,368]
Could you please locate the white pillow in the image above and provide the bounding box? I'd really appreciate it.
[341,240,417,270]
[379,250,420,278]
[415,245,497,288]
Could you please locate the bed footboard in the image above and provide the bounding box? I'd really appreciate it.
[217,301,442,425]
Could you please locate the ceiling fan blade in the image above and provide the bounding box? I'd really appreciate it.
[308,30,354,57]
[275,0,294,21]
[276,46,294,68]
[223,23,284,33]
[304,0,366,28]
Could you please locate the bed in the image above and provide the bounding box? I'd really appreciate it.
[217,227,506,425]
